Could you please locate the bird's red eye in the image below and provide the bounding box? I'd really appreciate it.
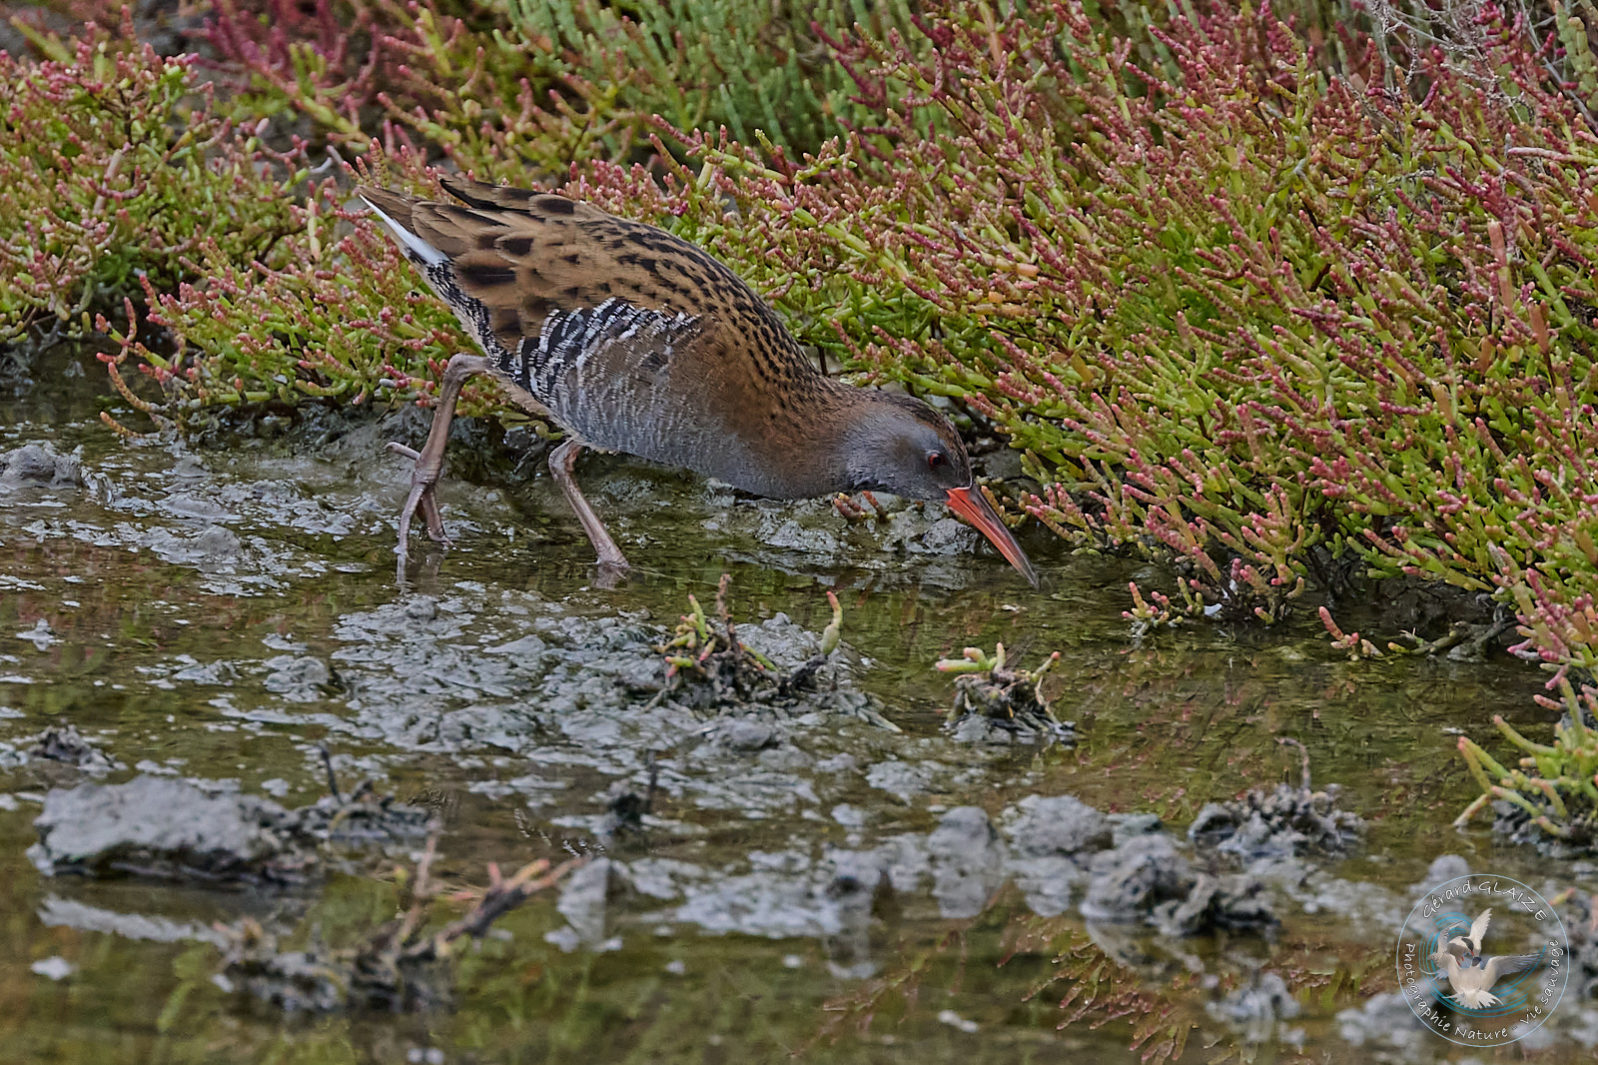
[927,452,947,470]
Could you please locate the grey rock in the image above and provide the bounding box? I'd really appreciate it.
[29,776,305,882]
[927,806,1006,919]
[1081,834,1195,921]
[1003,794,1113,857]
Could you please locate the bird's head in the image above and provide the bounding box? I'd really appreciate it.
[843,392,1038,587]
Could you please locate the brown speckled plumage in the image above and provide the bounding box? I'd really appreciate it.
[358,176,1036,585]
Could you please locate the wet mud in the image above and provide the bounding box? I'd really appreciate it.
[0,343,1596,1062]
[1188,744,1365,860]
[30,772,431,882]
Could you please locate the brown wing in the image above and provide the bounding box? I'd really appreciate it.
[360,177,790,355]
[357,180,627,357]
[357,177,848,494]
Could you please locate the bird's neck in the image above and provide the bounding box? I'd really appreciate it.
[825,384,916,492]
[736,378,879,498]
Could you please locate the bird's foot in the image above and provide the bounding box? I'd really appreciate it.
[386,440,452,560]
[592,558,630,591]
[384,352,491,570]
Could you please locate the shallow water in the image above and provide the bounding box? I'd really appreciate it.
[0,344,1593,1063]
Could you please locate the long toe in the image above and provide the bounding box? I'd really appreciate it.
[395,481,429,560]
[388,440,455,553]
[419,492,451,545]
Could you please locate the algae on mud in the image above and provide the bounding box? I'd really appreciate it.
[936,642,1073,745]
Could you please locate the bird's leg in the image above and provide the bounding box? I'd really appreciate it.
[387,352,492,560]
[549,437,629,573]
[383,444,447,545]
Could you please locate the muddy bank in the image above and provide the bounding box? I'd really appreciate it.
[1,343,1596,1063]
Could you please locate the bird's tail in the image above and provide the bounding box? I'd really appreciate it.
[355,186,446,268]
[1455,988,1501,1009]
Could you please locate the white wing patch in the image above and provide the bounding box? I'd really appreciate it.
[360,196,446,267]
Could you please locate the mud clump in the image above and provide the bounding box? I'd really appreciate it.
[1558,890,1598,1001]
[1078,835,1193,921]
[1153,870,1277,938]
[1335,991,1434,1057]
[653,576,889,726]
[595,770,659,846]
[1188,783,1364,860]
[29,774,433,884]
[30,776,314,883]
[889,795,1274,935]
[1081,834,1277,936]
[1489,798,1598,857]
[653,574,796,711]
[998,795,1113,915]
[937,644,1074,745]
[927,806,1009,919]
[1188,740,1364,860]
[0,441,80,486]
[1004,794,1114,857]
[29,725,117,774]
[261,654,341,702]
[220,923,407,1012]
[291,779,436,846]
[1206,971,1302,1044]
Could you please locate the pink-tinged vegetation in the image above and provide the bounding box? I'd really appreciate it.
[6,2,1598,841]
[98,154,490,422]
[1316,606,1382,660]
[193,0,925,162]
[0,16,305,344]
